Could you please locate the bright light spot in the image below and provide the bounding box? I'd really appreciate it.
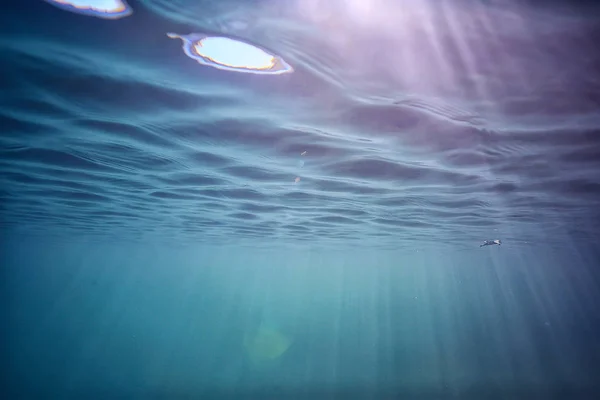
[44,0,132,18]
[196,37,275,70]
[168,32,293,75]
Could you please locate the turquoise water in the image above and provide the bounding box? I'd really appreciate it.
[2,0,600,398]
[5,241,600,398]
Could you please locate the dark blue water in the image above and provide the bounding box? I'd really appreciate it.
[2,0,600,398]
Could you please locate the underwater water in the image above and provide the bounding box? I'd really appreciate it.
[1,0,600,398]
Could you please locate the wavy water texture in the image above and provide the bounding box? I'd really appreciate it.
[1,0,599,248]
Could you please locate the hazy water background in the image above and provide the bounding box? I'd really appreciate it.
[2,0,600,398]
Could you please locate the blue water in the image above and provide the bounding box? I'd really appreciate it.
[2,0,600,398]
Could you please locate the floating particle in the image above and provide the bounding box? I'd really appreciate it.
[44,0,133,19]
[301,151,307,156]
[294,177,301,184]
[167,32,293,75]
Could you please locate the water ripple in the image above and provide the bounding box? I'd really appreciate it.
[1,0,600,247]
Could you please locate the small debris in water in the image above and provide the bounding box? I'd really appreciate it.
[480,239,501,247]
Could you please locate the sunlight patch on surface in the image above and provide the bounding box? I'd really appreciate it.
[44,0,132,18]
[168,33,293,75]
